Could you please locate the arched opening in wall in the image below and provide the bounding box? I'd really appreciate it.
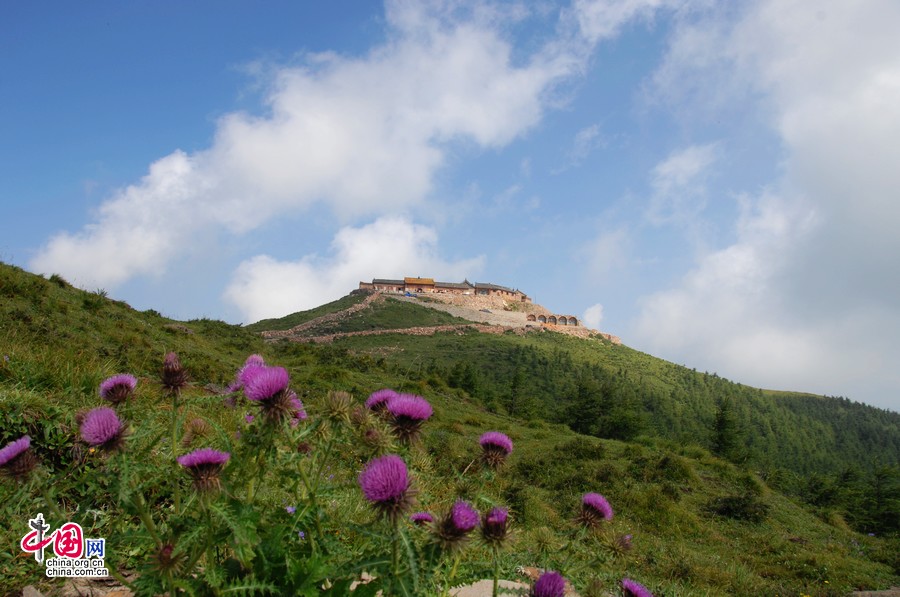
[538,315,547,323]
[559,316,568,325]
[527,314,536,322]
[569,318,578,326]
[548,316,558,325]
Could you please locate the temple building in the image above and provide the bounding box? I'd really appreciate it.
[358,277,531,303]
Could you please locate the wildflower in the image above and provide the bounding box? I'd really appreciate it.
[161,352,189,394]
[244,414,255,424]
[0,435,37,481]
[410,511,434,526]
[298,531,306,540]
[177,448,230,492]
[286,506,296,515]
[181,417,212,448]
[622,578,654,597]
[578,492,613,528]
[365,388,398,413]
[80,407,126,451]
[244,366,295,424]
[479,431,513,469]
[99,374,137,405]
[154,543,185,575]
[532,571,566,597]
[434,500,479,551]
[481,506,510,547]
[386,393,432,444]
[289,392,308,423]
[237,355,267,388]
[613,533,633,554]
[358,454,415,521]
[324,390,352,424]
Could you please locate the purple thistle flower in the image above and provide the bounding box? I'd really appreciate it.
[0,435,36,480]
[0,436,30,467]
[244,414,255,424]
[365,388,398,412]
[289,393,308,421]
[99,374,137,405]
[358,454,414,520]
[238,363,266,388]
[177,448,230,492]
[481,506,510,546]
[479,431,513,454]
[80,407,126,450]
[386,393,432,444]
[244,354,265,367]
[622,578,654,597]
[161,352,189,394]
[434,500,478,551]
[480,431,513,469]
[579,492,613,527]
[451,501,479,533]
[244,366,290,401]
[410,511,434,525]
[244,366,296,424]
[532,571,566,597]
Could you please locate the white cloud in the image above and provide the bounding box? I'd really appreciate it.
[646,142,717,226]
[33,0,636,290]
[224,216,484,323]
[634,0,900,409]
[583,303,605,329]
[553,123,606,172]
[582,227,630,277]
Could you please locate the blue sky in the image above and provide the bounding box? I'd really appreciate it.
[3,1,900,412]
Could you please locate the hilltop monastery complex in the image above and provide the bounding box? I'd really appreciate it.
[357,277,582,327]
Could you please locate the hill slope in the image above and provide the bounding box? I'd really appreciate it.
[1,262,898,595]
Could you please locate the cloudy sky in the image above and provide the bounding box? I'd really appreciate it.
[3,1,899,411]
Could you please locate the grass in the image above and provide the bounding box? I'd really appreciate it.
[1,262,898,595]
[243,293,368,332]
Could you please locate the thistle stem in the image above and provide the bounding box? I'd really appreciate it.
[492,546,500,597]
[391,516,401,588]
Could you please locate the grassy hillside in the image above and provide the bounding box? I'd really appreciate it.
[1,262,898,595]
[244,293,368,332]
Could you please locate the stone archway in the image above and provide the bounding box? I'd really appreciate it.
[548,316,557,325]
[538,315,547,323]
[558,316,568,325]
[527,314,536,322]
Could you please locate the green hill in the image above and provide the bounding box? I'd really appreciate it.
[1,262,898,595]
